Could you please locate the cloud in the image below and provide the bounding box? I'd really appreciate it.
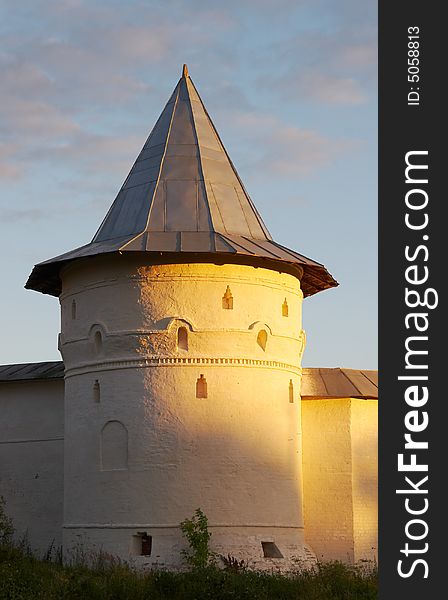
[221,109,358,178]
[258,26,377,106]
[298,73,367,106]
[1,208,47,223]
[0,0,372,190]
[0,0,242,182]
[0,142,21,179]
[337,43,377,69]
[41,131,145,177]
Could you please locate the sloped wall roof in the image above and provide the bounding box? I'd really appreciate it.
[301,368,378,399]
[0,361,378,400]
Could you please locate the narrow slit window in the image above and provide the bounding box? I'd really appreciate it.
[94,330,103,355]
[222,286,233,310]
[261,541,283,559]
[282,298,289,317]
[71,300,77,320]
[196,374,207,398]
[289,379,294,403]
[177,327,188,351]
[93,380,100,403]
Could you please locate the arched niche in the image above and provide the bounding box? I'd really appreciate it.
[101,420,128,471]
[89,323,107,357]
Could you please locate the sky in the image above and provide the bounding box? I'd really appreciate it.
[0,0,377,368]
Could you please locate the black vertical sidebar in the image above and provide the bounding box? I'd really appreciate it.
[379,2,445,597]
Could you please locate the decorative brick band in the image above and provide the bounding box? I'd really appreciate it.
[64,356,302,378]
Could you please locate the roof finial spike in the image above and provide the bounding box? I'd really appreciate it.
[182,64,189,78]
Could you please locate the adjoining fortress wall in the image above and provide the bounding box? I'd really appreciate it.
[0,378,64,554]
[302,395,378,564]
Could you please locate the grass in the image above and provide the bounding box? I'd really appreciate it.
[0,544,377,600]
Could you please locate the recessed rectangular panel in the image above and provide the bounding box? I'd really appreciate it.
[165,180,198,231]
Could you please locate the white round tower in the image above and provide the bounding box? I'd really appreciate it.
[26,66,337,569]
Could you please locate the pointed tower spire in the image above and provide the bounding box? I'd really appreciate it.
[26,69,338,297]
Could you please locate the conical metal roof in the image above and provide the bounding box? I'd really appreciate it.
[26,65,337,297]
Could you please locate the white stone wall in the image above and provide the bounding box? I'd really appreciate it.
[59,257,306,567]
[301,397,378,564]
[302,399,355,563]
[0,379,64,554]
[351,400,378,563]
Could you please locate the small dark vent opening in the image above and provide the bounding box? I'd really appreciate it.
[71,300,77,320]
[261,541,283,559]
[134,532,152,556]
[282,298,288,317]
[93,380,100,403]
[141,533,152,556]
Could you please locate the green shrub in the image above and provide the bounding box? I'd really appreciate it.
[180,508,215,570]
